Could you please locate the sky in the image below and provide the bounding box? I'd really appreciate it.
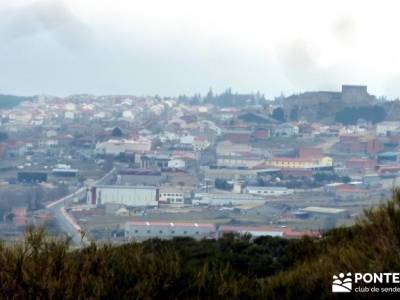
[1,0,400,98]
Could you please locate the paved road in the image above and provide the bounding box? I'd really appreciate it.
[45,167,117,247]
[46,187,88,246]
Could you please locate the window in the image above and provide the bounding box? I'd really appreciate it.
[147,230,151,234]
[183,231,187,234]
[159,230,163,234]
[134,230,139,233]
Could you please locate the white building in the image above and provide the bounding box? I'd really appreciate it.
[159,189,185,206]
[87,185,159,207]
[180,135,195,145]
[376,121,400,136]
[167,158,185,169]
[122,110,134,119]
[180,135,210,151]
[216,141,251,156]
[274,123,299,137]
[125,221,216,240]
[194,193,266,206]
[217,154,265,168]
[64,111,75,119]
[96,138,152,155]
[245,186,294,196]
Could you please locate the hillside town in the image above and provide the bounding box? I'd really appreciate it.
[1,85,400,244]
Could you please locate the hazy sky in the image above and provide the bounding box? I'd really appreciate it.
[1,0,400,98]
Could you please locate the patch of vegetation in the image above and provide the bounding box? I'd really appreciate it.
[215,178,233,190]
[2,190,400,299]
[335,105,386,124]
[272,107,285,122]
[111,127,123,137]
[178,88,266,107]
[0,94,32,109]
[0,132,8,142]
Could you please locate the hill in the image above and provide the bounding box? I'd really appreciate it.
[2,191,400,299]
[0,94,33,109]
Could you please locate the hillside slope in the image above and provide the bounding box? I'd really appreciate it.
[0,94,33,109]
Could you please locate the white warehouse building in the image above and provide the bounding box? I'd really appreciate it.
[193,193,266,206]
[95,138,152,155]
[125,221,216,240]
[87,185,159,207]
[245,186,294,196]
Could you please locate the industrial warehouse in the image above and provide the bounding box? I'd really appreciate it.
[87,185,159,207]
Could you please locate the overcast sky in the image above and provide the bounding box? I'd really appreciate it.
[1,0,400,98]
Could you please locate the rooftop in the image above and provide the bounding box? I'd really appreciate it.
[126,221,215,229]
[301,207,347,214]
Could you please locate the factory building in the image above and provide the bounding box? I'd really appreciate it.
[245,186,294,196]
[87,185,159,207]
[125,221,216,240]
[96,138,152,155]
[193,193,266,206]
[124,222,318,240]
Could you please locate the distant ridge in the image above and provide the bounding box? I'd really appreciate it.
[0,94,34,109]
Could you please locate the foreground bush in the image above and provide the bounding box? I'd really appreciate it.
[2,190,400,299]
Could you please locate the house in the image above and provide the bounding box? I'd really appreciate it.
[179,135,210,151]
[339,135,382,154]
[376,121,400,136]
[159,188,185,206]
[273,123,299,137]
[345,158,376,172]
[140,154,171,169]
